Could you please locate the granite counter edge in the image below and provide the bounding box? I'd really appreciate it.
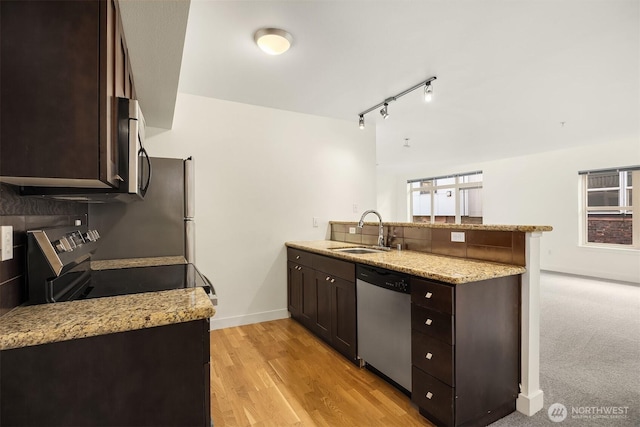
[0,288,215,351]
[286,241,526,284]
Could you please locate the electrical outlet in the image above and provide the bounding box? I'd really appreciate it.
[451,231,465,243]
[1,225,13,261]
[349,227,356,234]
[352,204,358,213]
[313,217,318,228]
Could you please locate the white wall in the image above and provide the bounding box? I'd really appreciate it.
[378,138,640,283]
[146,94,377,329]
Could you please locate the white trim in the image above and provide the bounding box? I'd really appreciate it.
[209,309,289,330]
[516,231,544,416]
[581,170,638,248]
[579,243,638,251]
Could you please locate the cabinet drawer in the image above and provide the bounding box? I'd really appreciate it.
[411,278,453,314]
[412,366,454,427]
[287,248,315,267]
[412,331,454,386]
[313,255,355,282]
[412,304,454,345]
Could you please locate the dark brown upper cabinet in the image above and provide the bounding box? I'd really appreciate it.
[0,0,136,188]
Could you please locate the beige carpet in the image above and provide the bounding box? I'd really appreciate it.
[491,272,640,426]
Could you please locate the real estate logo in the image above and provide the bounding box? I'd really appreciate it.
[548,402,631,422]
[548,403,568,422]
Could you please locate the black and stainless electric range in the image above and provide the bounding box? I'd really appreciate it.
[25,225,216,305]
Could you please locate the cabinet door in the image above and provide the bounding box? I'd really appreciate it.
[287,261,303,320]
[1,0,101,182]
[330,277,357,361]
[114,14,127,99]
[1,320,210,426]
[314,272,332,342]
[300,267,317,330]
[1,0,120,187]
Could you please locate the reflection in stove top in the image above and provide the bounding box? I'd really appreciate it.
[80,264,209,300]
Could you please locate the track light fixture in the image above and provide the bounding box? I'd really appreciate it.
[380,103,389,119]
[357,76,436,129]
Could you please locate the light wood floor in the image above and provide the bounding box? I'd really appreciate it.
[209,318,433,427]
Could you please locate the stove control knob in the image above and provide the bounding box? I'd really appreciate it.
[56,237,73,252]
[85,230,100,241]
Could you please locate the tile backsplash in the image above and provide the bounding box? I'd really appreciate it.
[0,183,87,315]
[331,222,525,266]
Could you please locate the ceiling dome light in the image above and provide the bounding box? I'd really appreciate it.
[254,28,293,55]
[380,103,389,119]
[424,82,433,102]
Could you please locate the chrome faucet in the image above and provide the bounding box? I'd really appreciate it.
[357,209,386,248]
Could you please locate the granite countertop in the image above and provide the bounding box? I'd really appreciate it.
[0,287,215,351]
[286,240,526,284]
[330,221,552,233]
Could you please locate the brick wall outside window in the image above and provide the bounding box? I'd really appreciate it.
[587,215,633,245]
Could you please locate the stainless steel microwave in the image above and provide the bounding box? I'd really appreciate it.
[19,98,151,202]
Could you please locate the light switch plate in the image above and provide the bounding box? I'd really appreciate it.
[312,217,318,228]
[1,225,13,261]
[451,231,465,243]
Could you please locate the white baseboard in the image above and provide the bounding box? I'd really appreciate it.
[209,309,290,330]
[541,269,640,286]
[516,390,544,416]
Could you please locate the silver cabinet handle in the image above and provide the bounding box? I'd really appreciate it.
[330,278,335,283]
[326,276,331,281]
[296,255,300,259]
[425,318,433,326]
[425,292,433,299]
[425,352,433,360]
[426,392,433,400]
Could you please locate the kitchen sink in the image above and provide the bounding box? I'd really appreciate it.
[332,247,387,254]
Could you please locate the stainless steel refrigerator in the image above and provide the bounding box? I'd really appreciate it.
[89,157,195,262]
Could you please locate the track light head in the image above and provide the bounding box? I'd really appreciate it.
[359,115,365,129]
[380,103,389,119]
[424,82,433,102]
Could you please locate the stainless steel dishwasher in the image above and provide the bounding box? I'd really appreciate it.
[356,264,412,393]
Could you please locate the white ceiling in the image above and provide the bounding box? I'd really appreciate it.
[122,0,639,170]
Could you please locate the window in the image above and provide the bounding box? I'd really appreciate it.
[408,171,483,224]
[581,167,639,248]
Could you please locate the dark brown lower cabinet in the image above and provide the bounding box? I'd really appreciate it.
[286,248,357,364]
[287,260,304,319]
[314,271,333,342]
[330,275,357,360]
[411,275,520,427]
[0,319,211,427]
